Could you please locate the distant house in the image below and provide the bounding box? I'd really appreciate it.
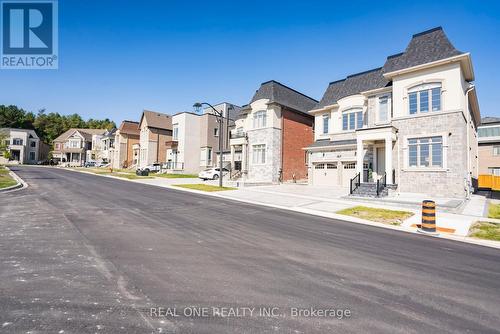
[169,102,240,174]
[229,80,317,184]
[478,117,500,176]
[0,128,42,164]
[111,120,140,169]
[52,128,108,166]
[138,110,173,168]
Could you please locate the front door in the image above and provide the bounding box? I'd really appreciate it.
[376,147,385,179]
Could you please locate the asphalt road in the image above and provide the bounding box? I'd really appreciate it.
[1,166,499,334]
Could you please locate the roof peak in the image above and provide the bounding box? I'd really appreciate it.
[412,26,443,38]
[259,80,318,103]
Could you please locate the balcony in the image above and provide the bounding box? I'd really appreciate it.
[230,129,246,139]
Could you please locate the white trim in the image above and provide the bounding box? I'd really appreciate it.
[402,132,448,171]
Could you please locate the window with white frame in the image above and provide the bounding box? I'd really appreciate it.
[342,109,363,131]
[322,114,330,134]
[12,138,23,145]
[493,146,500,156]
[478,126,500,138]
[489,167,500,176]
[378,96,389,122]
[29,151,36,160]
[172,124,179,140]
[214,128,219,137]
[252,144,266,164]
[408,83,441,115]
[69,140,80,148]
[408,136,443,168]
[253,111,267,129]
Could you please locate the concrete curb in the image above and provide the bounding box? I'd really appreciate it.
[63,167,500,250]
[0,166,28,193]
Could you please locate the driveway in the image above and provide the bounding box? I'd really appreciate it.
[1,166,499,333]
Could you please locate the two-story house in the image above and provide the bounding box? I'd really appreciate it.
[478,117,500,176]
[52,128,107,166]
[167,103,240,174]
[0,128,41,164]
[138,110,173,168]
[111,121,140,169]
[306,27,480,198]
[229,80,317,184]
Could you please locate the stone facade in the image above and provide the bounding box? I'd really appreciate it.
[393,111,467,197]
[245,127,281,183]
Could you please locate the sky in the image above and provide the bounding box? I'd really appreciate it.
[1,0,499,124]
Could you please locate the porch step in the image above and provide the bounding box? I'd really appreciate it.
[351,182,389,198]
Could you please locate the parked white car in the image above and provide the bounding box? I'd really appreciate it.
[198,167,229,180]
[141,163,162,173]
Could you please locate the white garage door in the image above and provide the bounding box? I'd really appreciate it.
[341,162,357,187]
[313,163,339,186]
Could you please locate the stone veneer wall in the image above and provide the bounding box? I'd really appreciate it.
[393,111,467,198]
[246,127,281,183]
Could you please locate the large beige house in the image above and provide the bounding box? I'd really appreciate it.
[52,128,108,166]
[0,128,42,164]
[306,27,480,198]
[111,120,140,169]
[138,110,173,168]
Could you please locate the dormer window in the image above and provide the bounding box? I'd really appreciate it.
[342,108,363,131]
[408,83,441,115]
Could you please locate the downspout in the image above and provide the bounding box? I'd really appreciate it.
[465,84,475,199]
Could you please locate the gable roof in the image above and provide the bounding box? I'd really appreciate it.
[53,128,107,142]
[382,27,463,74]
[140,110,172,130]
[250,80,318,115]
[118,120,140,135]
[315,68,390,109]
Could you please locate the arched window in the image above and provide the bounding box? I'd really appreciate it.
[408,83,442,115]
[253,110,267,129]
[342,108,364,131]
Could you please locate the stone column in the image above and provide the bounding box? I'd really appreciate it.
[356,139,364,183]
[230,145,235,170]
[385,136,393,184]
[242,143,247,176]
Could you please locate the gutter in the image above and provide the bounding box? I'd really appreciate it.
[465,84,475,199]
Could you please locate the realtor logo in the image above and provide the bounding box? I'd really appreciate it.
[1,0,58,69]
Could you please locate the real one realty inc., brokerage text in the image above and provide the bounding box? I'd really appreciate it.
[149,306,352,320]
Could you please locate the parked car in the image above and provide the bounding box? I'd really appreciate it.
[97,161,110,168]
[84,161,96,168]
[141,163,162,173]
[198,167,229,180]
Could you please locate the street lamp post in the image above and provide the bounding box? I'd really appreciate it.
[193,102,231,188]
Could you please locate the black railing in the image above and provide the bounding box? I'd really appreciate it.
[376,172,387,197]
[163,161,184,170]
[350,172,361,195]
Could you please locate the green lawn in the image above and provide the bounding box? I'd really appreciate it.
[336,206,414,226]
[0,166,18,189]
[488,203,500,219]
[468,221,500,241]
[155,173,198,179]
[174,184,237,192]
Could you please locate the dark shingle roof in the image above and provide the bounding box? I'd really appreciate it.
[315,68,390,109]
[383,27,463,73]
[250,80,318,115]
[481,117,500,125]
[307,139,357,149]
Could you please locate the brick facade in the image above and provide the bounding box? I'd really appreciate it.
[282,108,314,182]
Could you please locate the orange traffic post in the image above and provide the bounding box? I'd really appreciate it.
[418,200,439,235]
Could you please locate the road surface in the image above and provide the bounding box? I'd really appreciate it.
[1,166,499,333]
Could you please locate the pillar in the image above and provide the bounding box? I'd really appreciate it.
[385,136,393,184]
[356,139,364,183]
[230,145,235,170]
[242,143,247,175]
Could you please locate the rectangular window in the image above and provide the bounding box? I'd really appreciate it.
[489,168,500,176]
[29,152,36,160]
[479,127,500,138]
[408,136,443,168]
[214,128,219,137]
[13,138,23,145]
[253,111,267,129]
[207,148,212,165]
[420,90,429,113]
[342,114,348,131]
[431,87,441,111]
[349,113,355,130]
[379,96,388,122]
[172,125,179,140]
[322,114,329,134]
[356,111,363,129]
[409,92,417,115]
[252,144,266,164]
[493,146,500,156]
[30,141,36,147]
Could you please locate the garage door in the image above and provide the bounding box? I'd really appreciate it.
[341,162,357,187]
[313,163,339,186]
